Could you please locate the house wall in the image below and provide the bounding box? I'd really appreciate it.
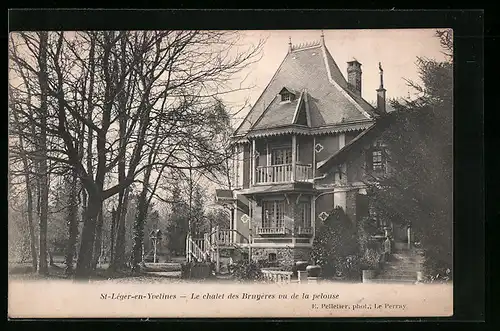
[347,150,366,183]
[315,135,340,164]
[297,136,314,164]
[243,144,250,188]
[251,247,311,266]
[234,194,250,243]
[345,190,358,224]
[345,131,359,144]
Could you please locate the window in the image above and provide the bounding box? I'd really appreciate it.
[296,202,312,228]
[272,147,292,165]
[372,150,383,171]
[281,92,295,102]
[262,200,287,228]
[268,253,277,262]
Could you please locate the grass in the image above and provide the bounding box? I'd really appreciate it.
[7,259,229,284]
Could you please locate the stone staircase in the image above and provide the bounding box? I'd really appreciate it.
[373,245,425,284]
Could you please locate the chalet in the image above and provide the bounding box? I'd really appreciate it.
[187,34,402,271]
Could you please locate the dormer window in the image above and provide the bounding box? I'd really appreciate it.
[282,93,292,102]
[279,87,296,102]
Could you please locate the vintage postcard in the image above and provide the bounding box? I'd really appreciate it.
[8,28,453,318]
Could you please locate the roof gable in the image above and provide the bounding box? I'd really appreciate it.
[234,41,376,137]
[279,87,297,96]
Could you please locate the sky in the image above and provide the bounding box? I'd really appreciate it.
[221,29,448,128]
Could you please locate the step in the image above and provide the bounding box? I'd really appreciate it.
[386,260,424,266]
[369,278,417,284]
[378,272,418,279]
[376,274,417,280]
[380,268,419,274]
[383,264,422,268]
[390,255,423,260]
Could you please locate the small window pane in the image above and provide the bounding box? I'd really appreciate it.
[372,150,383,170]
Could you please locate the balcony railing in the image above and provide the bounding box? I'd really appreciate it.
[261,269,293,284]
[295,226,313,235]
[255,163,312,184]
[257,226,288,235]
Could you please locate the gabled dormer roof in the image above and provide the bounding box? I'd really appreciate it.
[234,39,377,138]
[278,87,298,97]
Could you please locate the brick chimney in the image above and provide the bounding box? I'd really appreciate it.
[347,59,362,96]
[377,62,386,113]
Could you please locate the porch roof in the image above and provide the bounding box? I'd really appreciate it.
[238,182,315,196]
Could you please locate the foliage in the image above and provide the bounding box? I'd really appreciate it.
[356,217,384,270]
[311,207,359,279]
[204,208,231,233]
[229,260,264,282]
[368,29,453,277]
[181,261,214,279]
[164,185,190,256]
[9,31,263,279]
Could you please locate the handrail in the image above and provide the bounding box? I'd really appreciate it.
[295,226,313,235]
[255,163,312,184]
[206,228,250,243]
[261,269,293,284]
[257,226,288,235]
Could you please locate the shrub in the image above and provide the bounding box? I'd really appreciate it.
[311,207,359,279]
[229,260,264,282]
[359,247,382,270]
[424,252,452,282]
[181,261,214,279]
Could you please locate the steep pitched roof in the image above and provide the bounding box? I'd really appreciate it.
[317,114,393,171]
[234,41,377,137]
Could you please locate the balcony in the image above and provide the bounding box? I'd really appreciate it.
[294,226,313,236]
[255,163,312,185]
[257,226,288,235]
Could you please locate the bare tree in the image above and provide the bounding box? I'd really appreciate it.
[9,30,263,279]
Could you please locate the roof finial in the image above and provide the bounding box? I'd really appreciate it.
[378,62,384,89]
[288,36,292,53]
[320,30,325,45]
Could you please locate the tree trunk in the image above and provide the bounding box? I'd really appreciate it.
[131,168,152,272]
[74,194,100,280]
[11,107,38,271]
[65,170,79,276]
[36,31,49,276]
[27,183,38,272]
[91,202,104,270]
[112,188,129,270]
[110,208,116,265]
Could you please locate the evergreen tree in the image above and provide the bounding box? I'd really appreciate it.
[368,29,453,277]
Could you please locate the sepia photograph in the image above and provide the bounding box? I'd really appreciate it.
[8,27,454,318]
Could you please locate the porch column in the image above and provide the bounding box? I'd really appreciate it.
[251,139,256,185]
[266,142,271,181]
[312,136,316,178]
[291,135,297,182]
[311,195,316,243]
